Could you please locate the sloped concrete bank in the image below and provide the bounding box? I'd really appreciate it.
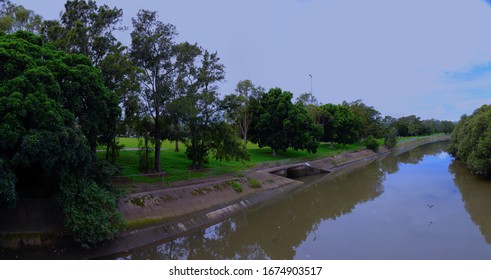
[0,135,450,258]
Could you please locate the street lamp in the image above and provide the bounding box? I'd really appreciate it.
[309,74,313,95]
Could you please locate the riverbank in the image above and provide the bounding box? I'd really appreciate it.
[0,134,450,259]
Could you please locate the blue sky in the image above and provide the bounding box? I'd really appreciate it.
[15,0,491,121]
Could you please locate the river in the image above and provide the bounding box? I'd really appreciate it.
[109,142,491,260]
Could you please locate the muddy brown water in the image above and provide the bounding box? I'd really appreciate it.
[110,142,491,259]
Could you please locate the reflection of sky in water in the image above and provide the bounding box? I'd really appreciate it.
[437,152,449,159]
[294,149,491,259]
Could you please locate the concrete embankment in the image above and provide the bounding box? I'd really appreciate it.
[0,134,450,258]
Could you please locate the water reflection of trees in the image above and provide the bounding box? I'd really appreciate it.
[381,142,448,174]
[117,162,386,260]
[449,160,491,245]
[398,142,448,165]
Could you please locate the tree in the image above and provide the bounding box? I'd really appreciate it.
[41,0,124,64]
[130,9,179,173]
[250,88,321,156]
[41,0,136,161]
[440,120,455,134]
[343,99,383,138]
[179,49,247,169]
[222,80,265,147]
[0,0,43,34]
[448,105,491,176]
[0,31,124,245]
[320,104,362,145]
[395,115,422,136]
[296,92,328,125]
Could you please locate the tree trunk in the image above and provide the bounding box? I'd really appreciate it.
[144,137,149,173]
[90,142,97,162]
[175,139,179,152]
[272,149,278,157]
[154,118,161,173]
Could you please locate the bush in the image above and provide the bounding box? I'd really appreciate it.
[59,177,126,248]
[247,177,262,189]
[449,105,491,176]
[231,181,242,193]
[365,135,380,152]
[384,128,398,149]
[0,159,17,209]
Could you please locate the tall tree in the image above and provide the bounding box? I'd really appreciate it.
[343,99,383,138]
[222,80,265,147]
[41,0,137,160]
[0,0,43,34]
[130,10,185,172]
[178,49,243,169]
[41,0,124,64]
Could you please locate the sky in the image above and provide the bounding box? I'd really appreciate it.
[14,0,491,121]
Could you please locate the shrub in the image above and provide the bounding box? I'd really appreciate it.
[247,177,262,189]
[0,159,17,209]
[384,128,398,149]
[59,177,126,248]
[231,181,242,193]
[365,135,380,152]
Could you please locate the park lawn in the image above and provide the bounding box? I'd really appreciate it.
[99,138,366,184]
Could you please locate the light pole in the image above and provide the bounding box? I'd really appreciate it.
[309,74,313,95]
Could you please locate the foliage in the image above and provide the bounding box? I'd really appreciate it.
[222,80,265,146]
[364,135,380,152]
[0,31,124,244]
[384,127,398,149]
[211,121,249,163]
[130,10,183,172]
[231,181,242,193]
[448,105,491,176]
[320,104,362,145]
[41,0,136,160]
[0,0,43,34]
[296,92,328,125]
[249,88,322,156]
[343,99,383,138]
[59,177,126,248]
[41,0,124,65]
[0,158,16,208]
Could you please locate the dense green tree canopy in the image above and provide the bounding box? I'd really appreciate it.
[250,88,322,156]
[0,31,124,246]
[449,105,491,176]
[320,104,363,145]
[343,99,383,138]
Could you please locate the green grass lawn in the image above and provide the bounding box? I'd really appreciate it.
[98,138,366,184]
[99,134,441,185]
